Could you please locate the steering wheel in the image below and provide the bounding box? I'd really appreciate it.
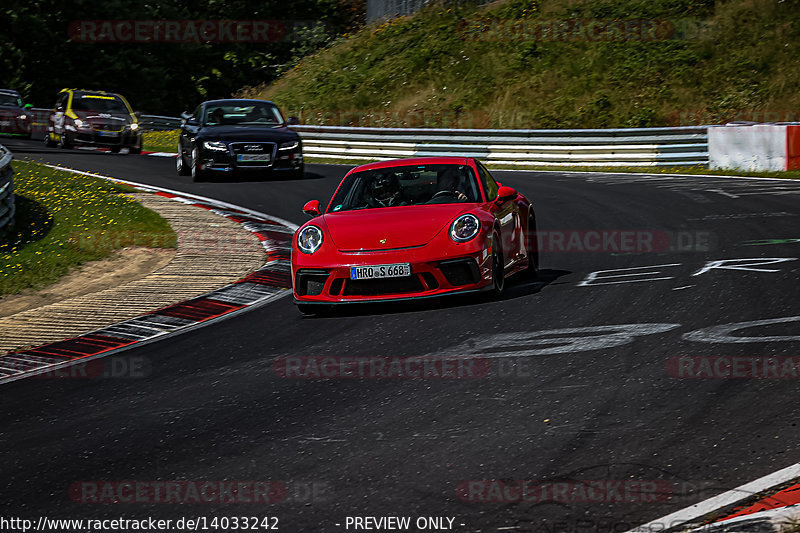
[431,190,461,199]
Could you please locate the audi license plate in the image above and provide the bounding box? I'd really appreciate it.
[350,263,411,280]
[97,131,118,137]
[237,154,271,162]
[0,121,10,126]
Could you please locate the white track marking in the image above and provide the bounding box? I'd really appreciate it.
[627,463,800,532]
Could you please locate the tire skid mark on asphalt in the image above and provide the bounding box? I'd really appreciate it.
[0,173,295,385]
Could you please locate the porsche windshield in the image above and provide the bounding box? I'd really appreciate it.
[203,103,284,126]
[328,164,482,212]
[72,94,130,114]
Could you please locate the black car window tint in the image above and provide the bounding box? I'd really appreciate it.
[0,95,19,106]
[477,162,499,201]
[72,96,128,114]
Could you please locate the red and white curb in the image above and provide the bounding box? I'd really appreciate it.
[0,165,298,385]
[629,463,800,532]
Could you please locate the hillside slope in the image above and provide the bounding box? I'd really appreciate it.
[241,0,800,129]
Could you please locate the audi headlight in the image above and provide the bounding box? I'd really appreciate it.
[74,119,86,128]
[130,123,139,131]
[203,141,227,151]
[19,114,28,121]
[279,140,299,151]
[449,214,480,243]
[297,225,323,254]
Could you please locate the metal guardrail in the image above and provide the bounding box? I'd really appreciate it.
[0,144,15,234]
[139,115,183,131]
[30,105,709,167]
[292,125,710,167]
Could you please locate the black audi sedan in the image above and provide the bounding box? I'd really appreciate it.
[177,99,303,181]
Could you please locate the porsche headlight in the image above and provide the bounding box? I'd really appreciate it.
[297,225,323,254]
[450,214,480,243]
[203,141,227,151]
[279,140,299,151]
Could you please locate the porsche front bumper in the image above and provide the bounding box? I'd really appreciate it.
[292,239,495,304]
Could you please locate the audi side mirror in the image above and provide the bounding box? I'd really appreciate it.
[302,200,321,217]
[286,116,300,126]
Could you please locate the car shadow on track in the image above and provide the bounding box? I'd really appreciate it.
[302,269,572,319]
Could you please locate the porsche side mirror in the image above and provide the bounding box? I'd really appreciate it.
[302,200,321,217]
[495,186,518,203]
[24,103,33,110]
[286,116,300,126]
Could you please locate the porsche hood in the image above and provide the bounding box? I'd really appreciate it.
[320,204,474,251]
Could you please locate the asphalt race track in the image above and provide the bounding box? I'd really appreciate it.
[1,137,800,531]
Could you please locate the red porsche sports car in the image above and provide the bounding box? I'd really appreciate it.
[291,157,538,314]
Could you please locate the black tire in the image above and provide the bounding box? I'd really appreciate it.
[190,146,205,182]
[489,232,505,297]
[176,151,190,176]
[58,132,72,149]
[110,146,121,153]
[294,163,305,179]
[129,146,141,155]
[522,213,539,280]
[43,132,56,148]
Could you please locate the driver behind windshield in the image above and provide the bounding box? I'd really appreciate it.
[432,167,467,201]
[365,173,406,207]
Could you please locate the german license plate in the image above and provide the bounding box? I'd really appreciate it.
[237,154,271,162]
[97,131,118,137]
[0,121,10,126]
[350,263,411,280]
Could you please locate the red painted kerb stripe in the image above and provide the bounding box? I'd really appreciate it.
[786,125,800,171]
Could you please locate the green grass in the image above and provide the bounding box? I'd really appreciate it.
[142,130,179,153]
[0,160,177,296]
[244,0,800,129]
